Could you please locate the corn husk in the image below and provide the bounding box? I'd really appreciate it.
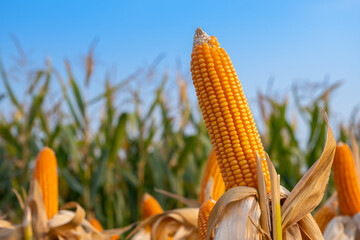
[206,110,336,240]
[127,208,199,240]
[0,180,131,240]
[323,213,360,240]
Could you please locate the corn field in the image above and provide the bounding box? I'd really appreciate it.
[0,30,359,239]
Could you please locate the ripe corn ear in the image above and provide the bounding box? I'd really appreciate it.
[32,147,58,219]
[198,199,216,240]
[199,149,225,203]
[141,193,163,233]
[190,28,271,192]
[141,193,163,219]
[333,142,360,215]
[313,205,337,233]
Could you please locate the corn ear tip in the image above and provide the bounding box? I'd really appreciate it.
[142,192,150,201]
[193,27,210,47]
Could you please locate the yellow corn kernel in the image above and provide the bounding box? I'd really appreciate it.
[198,199,216,240]
[32,147,58,219]
[191,28,271,192]
[199,149,225,203]
[333,142,360,215]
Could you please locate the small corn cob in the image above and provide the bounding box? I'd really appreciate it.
[333,142,360,215]
[141,193,164,219]
[141,193,164,234]
[190,28,271,192]
[313,204,337,233]
[32,147,58,219]
[198,199,216,240]
[199,149,225,203]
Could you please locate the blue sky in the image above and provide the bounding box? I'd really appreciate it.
[1,1,360,128]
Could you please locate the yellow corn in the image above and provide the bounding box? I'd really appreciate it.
[141,193,163,219]
[198,199,216,240]
[141,193,164,233]
[190,28,271,192]
[333,142,360,215]
[313,204,337,233]
[199,149,225,203]
[32,147,58,219]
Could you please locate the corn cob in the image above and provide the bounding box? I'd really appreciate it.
[32,147,58,219]
[198,199,216,240]
[199,149,225,203]
[190,28,271,192]
[313,204,337,233]
[333,142,360,215]
[141,193,163,219]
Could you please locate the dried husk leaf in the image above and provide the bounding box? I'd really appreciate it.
[256,153,271,237]
[283,224,301,240]
[0,180,49,240]
[127,208,198,240]
[0,220,13,229]
[297,213,324,240]
[206,187,259,240]
[131,228,149,240]
[12,189,25,210]
[214,197,261,239]
[27,180,48,240]
[323,214,360,240]
[0,180,119,240]
[266,155,282,240]
[48,202,85,232]
[281,110,336,232]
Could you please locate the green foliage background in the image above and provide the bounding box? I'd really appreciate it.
[0,50,356,230]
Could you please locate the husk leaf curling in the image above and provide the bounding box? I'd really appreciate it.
[0,180,130,240]
[127,208,199,240]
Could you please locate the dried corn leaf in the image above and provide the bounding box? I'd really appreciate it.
[131,228,149,240]
[213,197,261,239]
[206,187,259,240]
[266,155,282,240]
[281,110,336,232]
[283,224,301,240]
[48,202,85,232]
[256,153,271,236]
[155,188,200,207]
[27,180,48,240]
[127,208,198,240]
[297,213,324,240]
[0,180,119,240]
[0,180,48,240]
[323,215,359,239]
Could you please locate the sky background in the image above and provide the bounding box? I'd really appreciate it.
[1,0,360,132]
